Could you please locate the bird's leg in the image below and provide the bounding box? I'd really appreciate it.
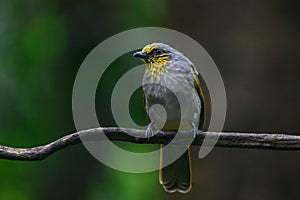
[146,122,156,139]
[190,122,198,138]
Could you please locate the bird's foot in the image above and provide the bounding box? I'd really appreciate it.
[190,122,198,138]
[145,122,156,141]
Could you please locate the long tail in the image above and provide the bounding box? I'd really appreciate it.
[159,145,192,193]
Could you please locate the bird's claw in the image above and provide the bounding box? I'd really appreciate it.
[145,122,156,141]
[191,122,198,139]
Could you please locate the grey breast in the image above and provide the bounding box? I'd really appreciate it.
[142,65,201,130]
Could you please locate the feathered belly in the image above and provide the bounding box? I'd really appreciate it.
[143,74,201,131]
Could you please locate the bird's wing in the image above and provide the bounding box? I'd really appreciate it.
[192,66,206,130]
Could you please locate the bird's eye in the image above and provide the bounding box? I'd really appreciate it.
[153,49,164,55]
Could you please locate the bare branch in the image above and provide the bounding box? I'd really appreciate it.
[0,127,300,161]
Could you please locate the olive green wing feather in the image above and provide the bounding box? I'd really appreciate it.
[192,67,206,130]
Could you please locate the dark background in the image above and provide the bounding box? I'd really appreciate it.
[1,0,300,199]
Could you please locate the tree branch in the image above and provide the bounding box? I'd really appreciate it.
[0,127,300,161]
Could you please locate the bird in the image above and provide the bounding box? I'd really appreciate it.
[133,42,205,193]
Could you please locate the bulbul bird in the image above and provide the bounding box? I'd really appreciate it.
[133,43,205,193]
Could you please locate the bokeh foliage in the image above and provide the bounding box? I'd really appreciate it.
[0,0,166,199]
[1,0,300,200]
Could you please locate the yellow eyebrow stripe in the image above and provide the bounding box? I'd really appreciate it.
[142,44,156,54]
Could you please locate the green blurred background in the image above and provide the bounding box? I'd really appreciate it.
[1,0,300,200]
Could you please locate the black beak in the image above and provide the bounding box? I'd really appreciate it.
[133,51,149,59]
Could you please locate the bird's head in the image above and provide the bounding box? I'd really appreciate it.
[133,43,173,77]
